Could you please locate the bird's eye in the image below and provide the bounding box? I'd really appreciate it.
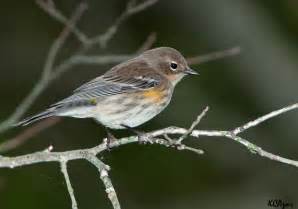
[170,62,178,71]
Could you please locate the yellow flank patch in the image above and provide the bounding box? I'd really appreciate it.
[143,89,163,102]
[89,98,97,105]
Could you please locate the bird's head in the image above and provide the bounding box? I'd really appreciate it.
[142,47,198,86]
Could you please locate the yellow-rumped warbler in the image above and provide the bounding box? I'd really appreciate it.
[17,47,198,134]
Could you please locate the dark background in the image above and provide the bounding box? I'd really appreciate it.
[0,0,298,209]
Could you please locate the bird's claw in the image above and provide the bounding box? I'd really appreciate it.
[137,133,152,144]
[106,131,117,150]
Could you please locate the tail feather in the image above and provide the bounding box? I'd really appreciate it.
[15,108,56,126]
[15,99,95,127]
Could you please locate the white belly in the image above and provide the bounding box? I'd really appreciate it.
[93,94,172,129]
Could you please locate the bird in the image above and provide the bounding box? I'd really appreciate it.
[16,47,198,141]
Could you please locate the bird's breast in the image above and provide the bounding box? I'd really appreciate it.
[93,86,173,129]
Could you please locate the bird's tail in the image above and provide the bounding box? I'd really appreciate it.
[15,107,57,126]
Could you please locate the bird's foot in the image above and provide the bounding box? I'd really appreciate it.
[121,124,152,144]
[137,132,152,144]
[104,128,118,150]
[163,134,204,154]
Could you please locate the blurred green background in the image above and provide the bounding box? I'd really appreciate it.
[1,0,298,209]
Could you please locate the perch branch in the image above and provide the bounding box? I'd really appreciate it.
[1,103,298,168]
[1,103,298,208]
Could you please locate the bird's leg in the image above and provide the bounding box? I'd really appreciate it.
[105,127,117,150]
[121,124,150,144]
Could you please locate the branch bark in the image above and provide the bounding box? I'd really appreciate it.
[61,162,78,209]
[1,103,298,209]
[2,102,298,169]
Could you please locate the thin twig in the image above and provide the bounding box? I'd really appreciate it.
[137,32,157,53]
[41,1,88,78]
[69,54,134,66]
[86,0,159,49]
[37,0,159,49]
[61,162,78,209]
[187,46,241,65]
[36,0,89,44]
[59,46,241,67]
[224,133,298,168]
[232,103,298,135]
[127,0,159,14]
[176,144,204,154]
[177,106,209,143]
[85,155,121,209]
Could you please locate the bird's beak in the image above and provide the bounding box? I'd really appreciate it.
[185,68,199,75]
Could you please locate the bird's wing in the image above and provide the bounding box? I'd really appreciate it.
[52,67,161,106]
[73,74,159,94]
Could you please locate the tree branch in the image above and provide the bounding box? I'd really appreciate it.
[1,103,298,208]
[136,32,157,53]
[71,46,241,67]
[37,0,159,50]
[187,46,241,65]
[36,0,90,44]
[232,103,298,135]
[177,106,209,143]
[61,161,78,209]
[85,155,121,209]
[85,0,159,49]
[1,103,298,169]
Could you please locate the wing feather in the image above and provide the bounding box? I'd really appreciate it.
[52,69,161,107]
